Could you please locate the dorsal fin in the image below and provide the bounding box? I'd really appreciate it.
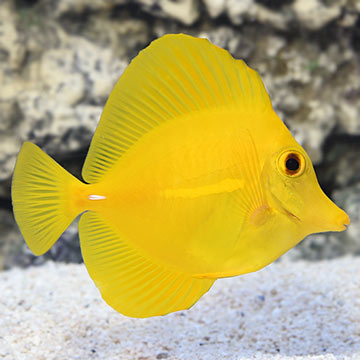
[82,33,272,183]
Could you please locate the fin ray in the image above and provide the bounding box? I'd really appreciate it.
[79,211,214,318]
[82,34,272,183]
[12,142,85,255]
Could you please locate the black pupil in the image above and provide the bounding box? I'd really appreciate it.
[286,157,300,171]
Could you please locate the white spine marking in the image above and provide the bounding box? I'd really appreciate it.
[88,195,106,200]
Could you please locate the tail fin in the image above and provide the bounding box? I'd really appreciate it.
[11,142,85,256]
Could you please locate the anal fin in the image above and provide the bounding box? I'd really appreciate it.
[79,211,215,318]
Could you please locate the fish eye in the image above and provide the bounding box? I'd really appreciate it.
[278,150,305,177]
[286,157,299,171]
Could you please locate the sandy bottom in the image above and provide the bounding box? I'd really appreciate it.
[0,258,359,360]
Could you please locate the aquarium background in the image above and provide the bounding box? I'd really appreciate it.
[0,0,359,270]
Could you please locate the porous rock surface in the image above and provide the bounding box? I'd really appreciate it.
[0,0,360,266]
[0,258,359,359]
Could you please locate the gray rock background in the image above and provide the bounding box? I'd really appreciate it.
[0,0,359,269]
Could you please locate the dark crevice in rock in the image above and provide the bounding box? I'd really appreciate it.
[283,22,344,52]
[0,197,12,210]
[56,148,89,181]
[351,17,360,51]
[111,2,158,23]
[315,133,360,196]
[15,0,40,8]
[59,11,92,35]
[255,0,294,9]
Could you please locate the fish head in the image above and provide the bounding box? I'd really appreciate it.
[262,143,350,236]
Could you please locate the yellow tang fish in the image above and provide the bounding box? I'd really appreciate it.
[12,34,350,318]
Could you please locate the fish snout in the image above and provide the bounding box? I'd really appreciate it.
[336,210,350,231]
[312,196,350,233]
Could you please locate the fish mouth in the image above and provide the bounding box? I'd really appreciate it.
[338,215,350,231]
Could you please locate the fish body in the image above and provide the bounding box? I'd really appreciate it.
[12,34,350,317]
[81,108,296,278]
